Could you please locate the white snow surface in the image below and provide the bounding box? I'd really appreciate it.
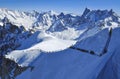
[28,38,76,52]
[6,31,76,66]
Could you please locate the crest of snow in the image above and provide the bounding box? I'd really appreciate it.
[6,31,76,66]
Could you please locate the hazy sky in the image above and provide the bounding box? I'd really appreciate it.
[0,0,119,14]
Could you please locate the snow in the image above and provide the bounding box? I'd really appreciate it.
[6,49,41,66]
[18,31,77,52]
[15,48,113,79]
[6,31,76,66]
[28,38,76,52]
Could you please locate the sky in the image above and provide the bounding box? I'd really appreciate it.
[0,0,119,14]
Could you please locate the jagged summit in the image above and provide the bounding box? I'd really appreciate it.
[81,8,118,21]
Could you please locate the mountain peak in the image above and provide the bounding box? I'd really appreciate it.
[82,8,91,17]
[109,9,114,15]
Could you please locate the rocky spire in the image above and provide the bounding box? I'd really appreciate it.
[109,9,114,15]
[82,8,91,17]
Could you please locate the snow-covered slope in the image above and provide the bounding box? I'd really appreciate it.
[16,48,112,79]
[0,8,120,79]
[97,27,120,79]
[11,27,120,79]
[6,31,76,66]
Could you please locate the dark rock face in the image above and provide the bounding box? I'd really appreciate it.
[0,57,28,79]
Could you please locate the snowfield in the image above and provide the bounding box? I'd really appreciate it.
[15,49,113,79]
[6,31,76,66]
